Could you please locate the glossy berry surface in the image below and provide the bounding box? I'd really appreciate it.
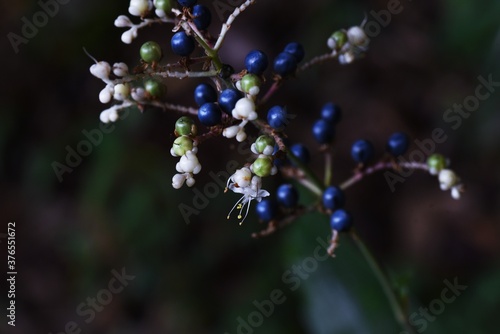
[351,139,374,163]
[218,89,242,114]
[312,119,335,144]
[267,106,288,131]
[144,79,165,98]
[284,42,305,62]
[192,4,211,30]
[255,199,277,222]
[322,186,345,211]
[140,41,162,63]
[177,0,196,7]
[194,83,217,106]
[171,31,195,56]
[290,143,310,165]
[330,209,352,232]
[386,132,409,156]
[321,102,342,124]
[175,116,196,136]
[276,183,299,208]
[154,0,173,12]
[245,50,268,75]
[198,102,221,126]
[273,52,298,76]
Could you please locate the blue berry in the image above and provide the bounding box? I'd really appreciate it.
[218,88,242,114]
[322,186,345,211]
[194,83,217,106]
[267,106,288,131]
[273,52,298,76]
[177,0,196,7]
[386,132,410,157]
[284,42,305,62]
[198,102,221,126]
[330,209,353,232]
[171,31,195,56]
[192,4,211,30]
[245,50,268,75]
[351,139,374,163]
[255,199,277,222]
[312,119,335,144]
[277,184,299,208]
[321,103,342,124]
[290,143,310,165]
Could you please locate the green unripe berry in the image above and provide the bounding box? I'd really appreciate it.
[240,74,261,96]
[254,135,275,154]
[144,79,166,98]
[328,30,347,50]
[154,0,173,12]
[172,136,194,156]
[175,116,197,136]
[140,41,162,64]
[427,154,447,174]
[252,156,273,177]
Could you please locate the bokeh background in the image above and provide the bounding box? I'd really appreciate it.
[1,0,500,333]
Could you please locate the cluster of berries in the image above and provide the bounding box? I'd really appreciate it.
[90,0,464,245]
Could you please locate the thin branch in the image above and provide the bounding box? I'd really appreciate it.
[340,161,429,190]
[214,0,256,51]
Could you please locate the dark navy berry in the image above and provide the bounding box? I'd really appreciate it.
[245,50,268,75]
[284,42,305,62]
[218,88,242,114]
[192,4,211,30]
[273,52,298,76]
[276,183,299,208]
[194,83,217,106]
[267,106,288,131]
[351,139,374,163]
[218,64,235,79]
[312,119,335,144]
[171,31,195,56]
[255,199,277,222]
[330,209,353,232]
[386,132,409,157]
[321,103,342,124]
[290,143,310,165]
[198,102,222,126]
[322,186,345,211]
[177,0,197,7]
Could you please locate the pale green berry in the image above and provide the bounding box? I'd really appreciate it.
[140,41,162,64]
[252,156,273,177]
[427,154,447,175]
[154,0,172,12]
[328,30,347,50]
[172,136,194,156]
[175,116,197,136]
[254,135,275,154]
[240,74,261,96]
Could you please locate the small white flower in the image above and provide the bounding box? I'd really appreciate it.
[176,151,201,174]
[131,87,148,102]
[121,28,137,44]
[226,172,270,225]
[108,108,120,122]
[338,50,355,65]
[99,108,111,123]
[114,15,133,28]
[451,186,461,200]
[113,62,129,77]
[99,84,114,104]
[172,173,187,189]
[347,26,369,48]
[128,0,152,17]
[438,169,458,191]
[236,130,247,142]
[222,125,240,139]
[232,98,257,121]
[90,61,111,80]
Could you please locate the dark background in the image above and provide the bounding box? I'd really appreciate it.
[1,0,499,333]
